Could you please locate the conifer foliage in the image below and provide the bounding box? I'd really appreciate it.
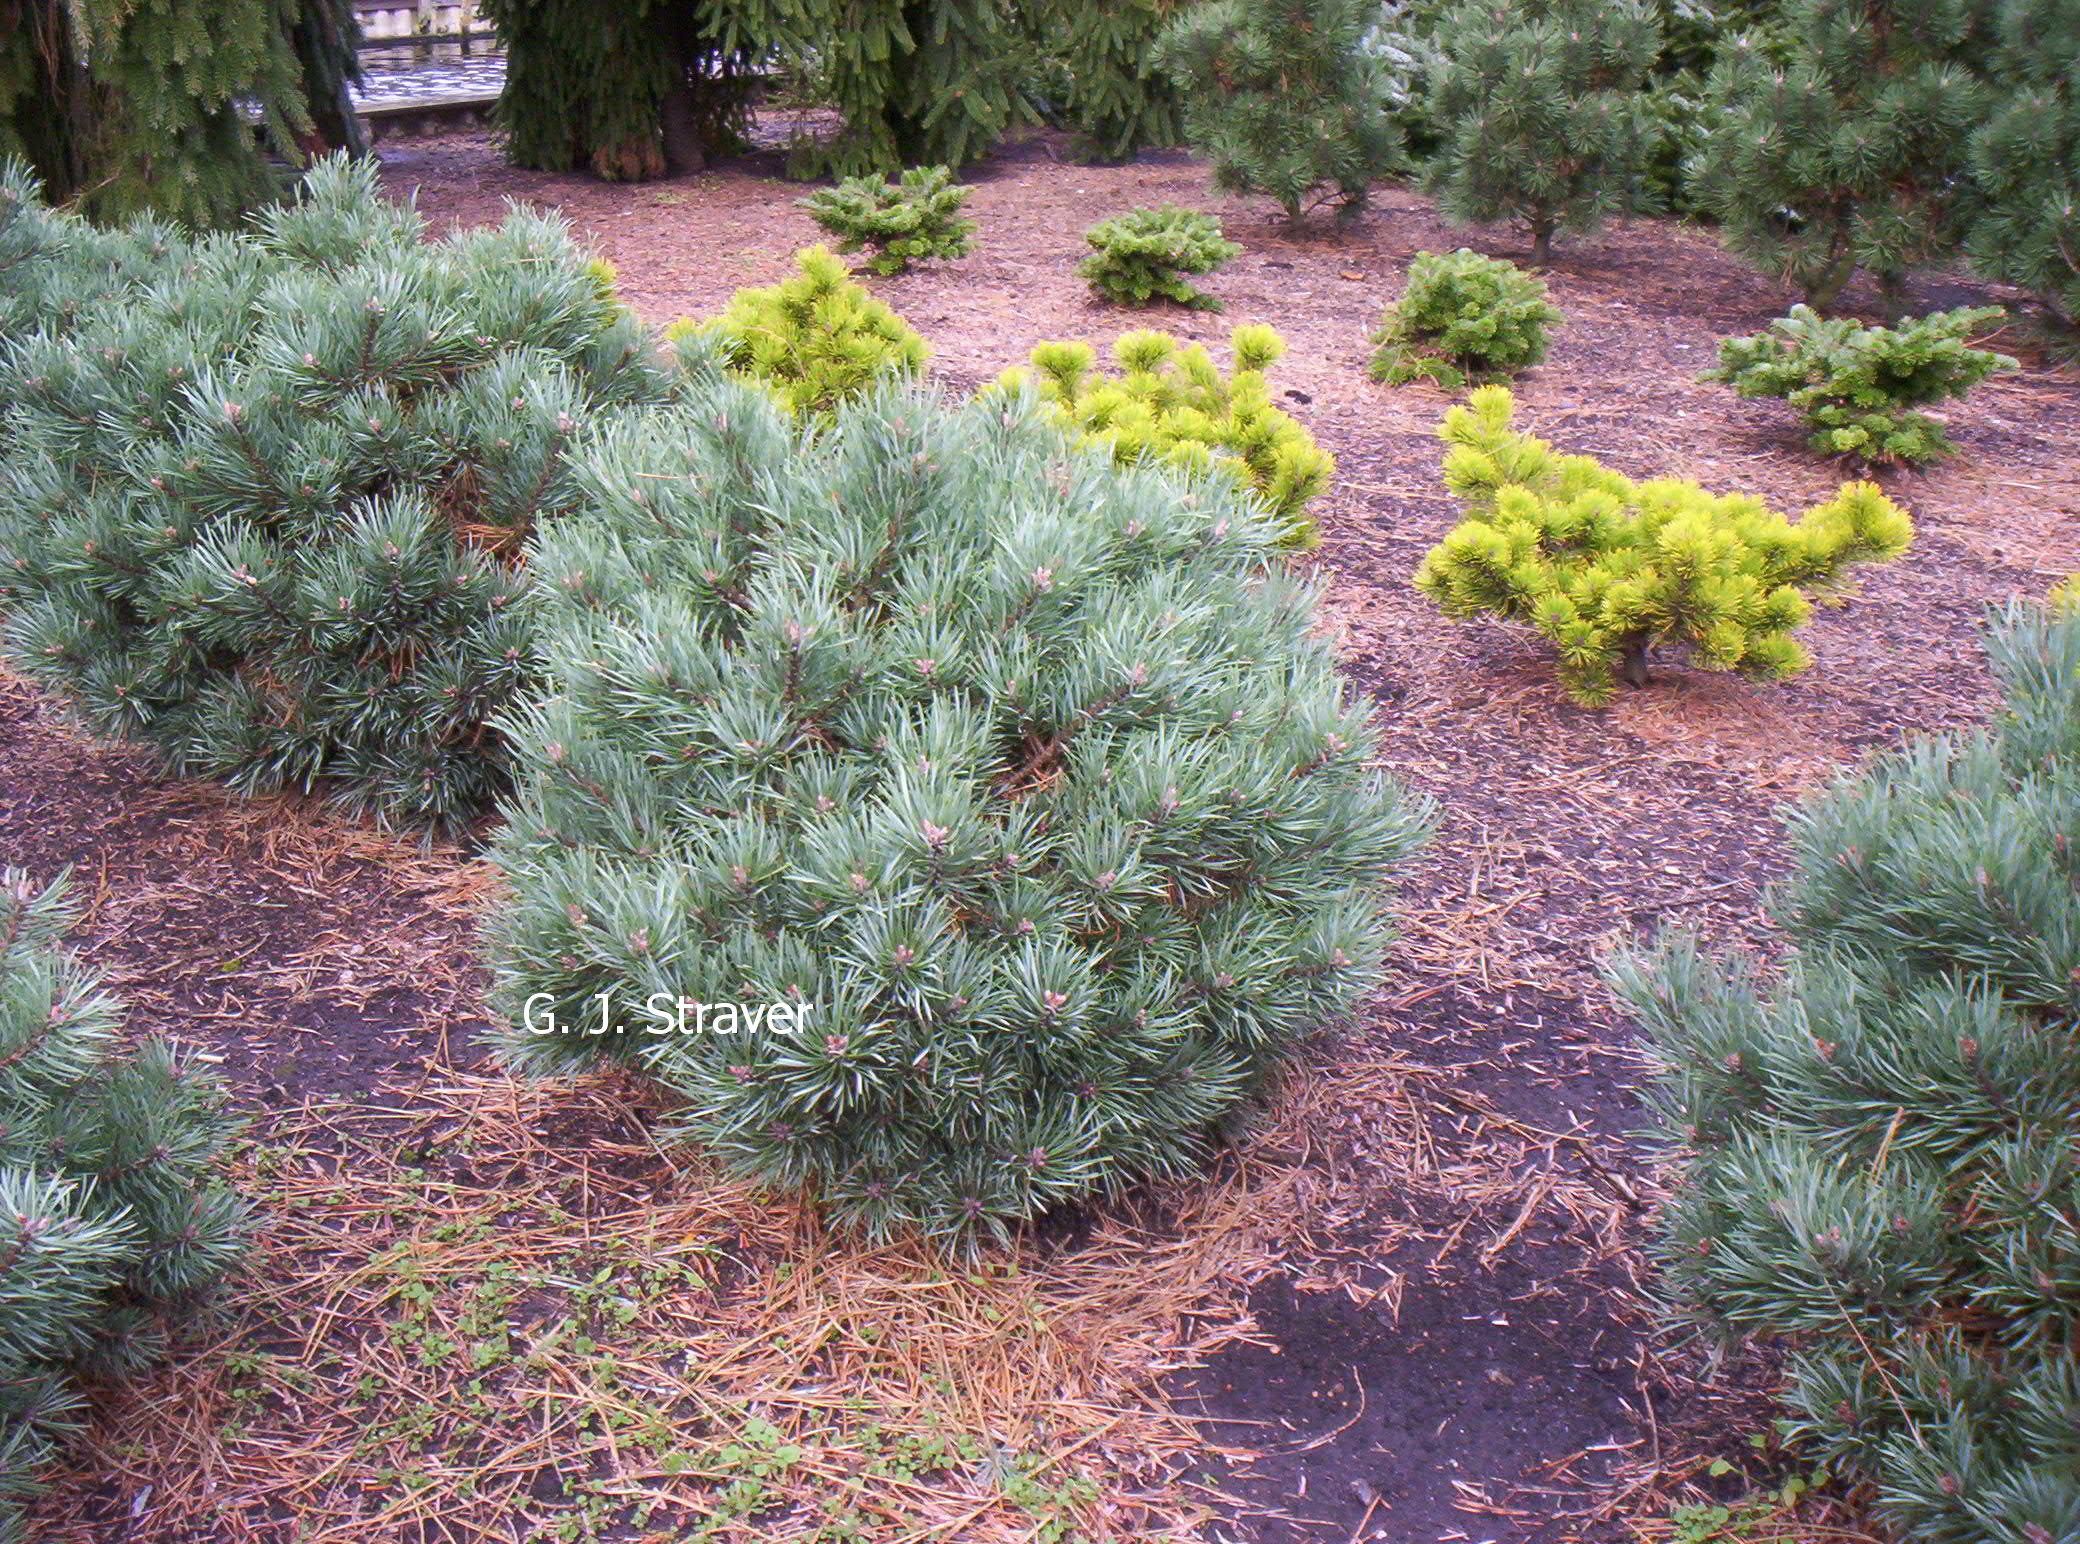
[1967,0,2080,347]
[1154,0,1403,223]
[791,1,1034,178]
[477,0,791,180]
[1368,249,1563,389]
[0,870,246,1542]
[800,166,978,277]
[1691,0,1989,309]
[1610,602,2080,1544]
[997,327,1334,549]
[1423,0,1664,265]
[1078,206,1242,310]
[1024,0,1190,162]
[1414,388,1913,704]
[0,156,674,831]
[0,0,359,227]
[484,376,1431,1248]
[1705,304,2017,466]
[666,247,928,421]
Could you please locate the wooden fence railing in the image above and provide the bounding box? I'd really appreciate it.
[350,1,487,54]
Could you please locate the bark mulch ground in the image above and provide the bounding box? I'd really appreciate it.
[11,118,2078,1543]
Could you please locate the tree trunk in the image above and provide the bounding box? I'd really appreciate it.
[1618,633,1652,689]
[1803,245,1858,313]
[1529,221,1554,267]
[659,78,706,176]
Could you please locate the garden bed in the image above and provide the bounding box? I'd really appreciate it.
[11,118,2078,1543]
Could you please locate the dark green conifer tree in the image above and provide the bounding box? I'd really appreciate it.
[0,0,361,227]
[477,0,801,179]
[1154,0,1404,223]
[1691,0,1990,310]
[791,0,1035,176]
[1024,0,1188,162]
[1966,0,2080,345]
[1423,0,1664,265]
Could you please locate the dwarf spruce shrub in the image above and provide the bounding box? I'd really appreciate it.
[665,247,927,421]
[483,376,1432,1249]
[1609,603,2080,1544]
[1705,305,2018,467]
[1368,249,1563,389]
[994,326,1332,550]
[1078,206,1242,310]
[0,155,672,831]
[1,870,246,1543]
[1705,305,2013,468]
[1414,387,1913,704]
[799,166,976,277]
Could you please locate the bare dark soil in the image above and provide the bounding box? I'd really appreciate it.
[9,118,2077,1544]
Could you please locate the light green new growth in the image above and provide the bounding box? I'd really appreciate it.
[799,165,977,277]
[1414,387,1913,704]
[1369,249,1563,390]
[1705,305,2018,467]
[996,326,1332,550]
[1078,206,1242,310]
[667,247,927,420]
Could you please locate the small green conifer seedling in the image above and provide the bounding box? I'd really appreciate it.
[799,165,977,277]
[1369,249,1563,389]
[1414,387,1913,704]
[667,247,927,421]
[1705,305,2018,467]
[997,325,1333,549]
[1078,206,1242,310]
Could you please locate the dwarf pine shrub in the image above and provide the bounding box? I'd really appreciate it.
[1609,602,2080,1544]
[1368,249,1563,389]
[1414,387,1913,704]
[0,155,674,831]
[1078,206,1242,310]
[799,165,977,277]
[1705,305,2018,467]
[1,870,246,1543]
[483,375,1432,1249]
[994,326,1332,550]
[665,247,927,421]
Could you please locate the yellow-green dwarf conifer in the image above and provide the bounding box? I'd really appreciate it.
[1415,387,1912,703]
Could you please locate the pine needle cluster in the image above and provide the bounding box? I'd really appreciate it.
[1,870,246,1543]
[799,166,977,278]
[1705,305,2017,467]
[483,375,1432,1249]
[666,247,927,422]
[1609,602,2080,1544]
[1078,206,1242,311]
[0,154,674,830]
[995,327,1332,550]
[1368,249,1563,390]
[1414,387,1913,704]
